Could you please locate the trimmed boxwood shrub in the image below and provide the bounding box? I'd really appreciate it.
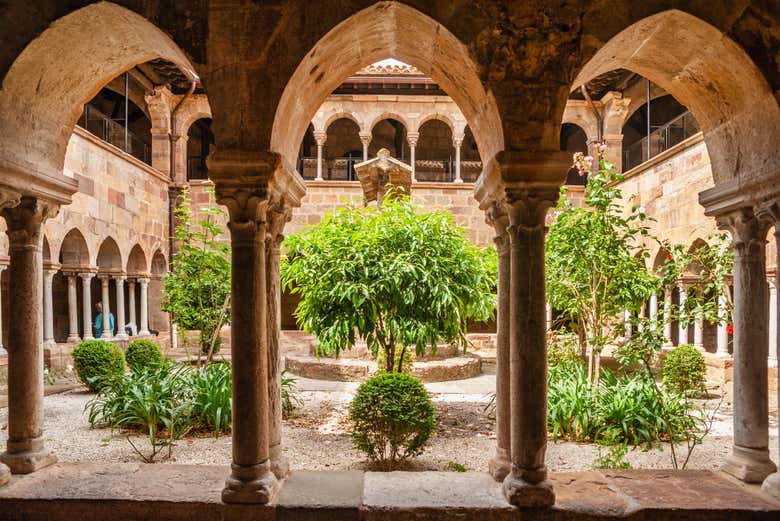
[71,340,125,391]
[349,372,435,469]
[125,339,165,371]
[662,343,706,395]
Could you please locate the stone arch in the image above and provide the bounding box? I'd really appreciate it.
[151,249,167,276]
[96,237,123,274]
[42,235,51,263]
[126,244,148,277]
[560,123,589,186]
[174,97,213,138]
[0,2,199,182]
[572,9,780,187]
[323,117,362,159]
[58,228,90,270]
[369,113,410,135]
[270,2,503,176]
[561,106,599,144]
[149,249,168,333]
[685,238,710,277]
[417,119,454,160]
[322,112,363,134]
[415,113,456,136]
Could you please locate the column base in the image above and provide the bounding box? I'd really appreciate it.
[502,468,555,507]
[488,448,511,482]
[138,330,151,337]
[66,335,81,343]
[454,178,464,184]
[222,462,279,504]
[722,446,777,483]
[1,439,57,474]
[270,455,290,481]
[116,333,128,340]
[0,463,10,486]
[762,472,780,501]
[82,335,94,341]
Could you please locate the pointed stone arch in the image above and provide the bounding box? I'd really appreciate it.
[127,244,148,277]
[59,228,90,270]
[96,237,122,274]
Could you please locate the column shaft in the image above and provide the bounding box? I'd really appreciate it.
[42,269,56,347]
[678,283,689,345]
[769,282,777,366]
[128,280,137,327]
[115,277,127,339]
[138,279,150,335]
[453,139,463,183]
[663,288,673,346]
[267,222,288,479]
[81,274,94,340]
[0,267,5,355]
[1,196,57,473]
[716,293,729,356]
[100,277,112,338]
[66,275,80,342]
[762,227,780,499]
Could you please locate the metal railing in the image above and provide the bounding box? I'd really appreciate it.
[77,104,151,165]
[298,157,483,183]
[623,111,700,171]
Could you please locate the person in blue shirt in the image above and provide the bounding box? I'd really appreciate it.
[93,302,115,338]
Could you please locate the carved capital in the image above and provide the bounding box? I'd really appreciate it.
[504,186,559,233]
[2,196,58,249]
[485,201,510,253]
[0,187,22,210]
[313,131,327,147]
[716,206,770,258]
[215,186,270,239]
[359,132,372,146]
[406,132,419,148]
[453,135,464,148]
[266,199,292,247]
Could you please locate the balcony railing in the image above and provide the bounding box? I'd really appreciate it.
[298,157,482,183]
[77,104,151,165]
[623,111,700,171]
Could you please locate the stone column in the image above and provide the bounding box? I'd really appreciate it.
[502,186,558,507]
[99,276,112,338]
[0,195,58,474]
[486,204,511,481]
[453,135,463,183]
[693,288,704,351]
[769,280,777,366]
[81,272,94,340]
[545,303,552,332]
[359,132,371,161]
[648,292,658,321]
[663,287,673,346]
[407,132,418,182]
[716,293,729,357]
[114,275,127,339]
[138,277,150,336]
[623,309,632,337]
[718,208,776,482]
[678,282,689,345]
[42,266,57,348]
[267,203,291,480]
[214,179,279,504]
[313,130,326,181]
[0,265,5,356]
[128,279,137,328]
[66,274,80,342]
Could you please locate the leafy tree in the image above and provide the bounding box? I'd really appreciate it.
[281,193,496,372]
[546,148,657,389]
[163,188,231,359]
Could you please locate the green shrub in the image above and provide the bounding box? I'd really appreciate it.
[190,363,232,436]
[281,368,302,419]
[349,372,435,469]
[547,332,581,368]
[125,339,165,371]
[71,340,126,391]
[662,343,706,395]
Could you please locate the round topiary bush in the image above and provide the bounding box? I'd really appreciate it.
[349,372,435,469]
[71,340,126,391]
[125,339,165,371]
[662,343,706,395]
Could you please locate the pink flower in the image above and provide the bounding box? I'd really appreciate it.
[596,142,608,153]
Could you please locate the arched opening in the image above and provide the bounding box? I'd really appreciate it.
[559,123,589,186]
[369,118,407,160]
[59,229,90,270]
[95,238,122,337]
[187,118,214,181]
[416,119,453,182]
[149,249,168,334]
[323,117,362,180]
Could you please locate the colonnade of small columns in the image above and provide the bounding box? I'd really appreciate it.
[312,127,466,183]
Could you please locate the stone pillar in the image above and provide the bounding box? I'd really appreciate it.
[407,132,418,182]
[81,272,94,340]
[663,287,673,346]
[267,203,291,480]
[678,282,689,345]
[545,303,552,332]
[716,293,729,357]
[486,204,511,481]
[66,274,80,342]
[769,280,777,366]
[693,288,704,351]
[453,135,463,183]
[128,280,137,328]
[623,309,632,337]
[42,266,57,348]
[144,86,174,178]
[359,132,371,161]
[115,275,127,340]
[138,278,150,336]
[314,130,326,181]
[213,178,280,504]
[99,276,112,338]
[502,186,558,507]
[648,292,658,321]
[718,208,776,483]
[0,195,58,474]
[0,264,5,356]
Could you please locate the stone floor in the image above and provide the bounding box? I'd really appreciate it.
[0,463,778,520]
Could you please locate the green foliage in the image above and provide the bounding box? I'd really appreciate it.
[349,372,436,468]
[125,339,165,372]
[546,151,658,386]
[190,363,233,436]
[547,332,582,368]
[72,340,126,391]
[282,194,496,372]
[445,461,468,472]
[163,188,231,355]
[375,344,414,374]
[593,438,632,470]
[281,368,303,419]
[662,344,706,396]
[547,362,702,448]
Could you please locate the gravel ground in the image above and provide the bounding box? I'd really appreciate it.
[0,385,777,472]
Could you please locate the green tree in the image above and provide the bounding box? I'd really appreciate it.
[281,193,496,372]
[546,149,657,389]
[163,188,231,359]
